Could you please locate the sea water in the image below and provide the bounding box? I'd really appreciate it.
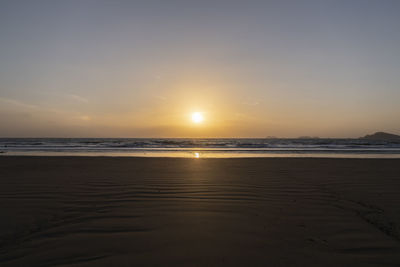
[1,138,400,158]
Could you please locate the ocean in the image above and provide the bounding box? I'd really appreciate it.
[1,138,400,158]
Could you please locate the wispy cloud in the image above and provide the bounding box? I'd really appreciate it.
[78,115,91,121]
[68,94,89,103]
[242,100,260,106]
[0,97,39,110]
[38,91,89,103]
[153,94,167,101]
[0,97,88,118]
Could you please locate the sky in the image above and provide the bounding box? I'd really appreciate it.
[1,0,400,138]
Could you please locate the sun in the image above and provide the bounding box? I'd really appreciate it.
[191,112,204,124]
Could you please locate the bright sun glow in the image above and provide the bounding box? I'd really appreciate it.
[191,112,204,124]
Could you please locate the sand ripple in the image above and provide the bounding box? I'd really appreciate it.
[0,157,399,266]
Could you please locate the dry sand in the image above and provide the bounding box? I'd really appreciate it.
[0,157,399,266]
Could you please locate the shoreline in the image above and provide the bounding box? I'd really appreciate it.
[2,152,400,159]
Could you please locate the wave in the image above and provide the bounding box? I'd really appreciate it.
[1,138,400,156]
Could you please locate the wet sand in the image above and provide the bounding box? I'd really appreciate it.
[0,157,399,266]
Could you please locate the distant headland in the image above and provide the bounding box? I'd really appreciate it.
[361,132,400,141]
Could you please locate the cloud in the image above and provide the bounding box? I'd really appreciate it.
[39,92,89,103]
[242,100,260,106]
[78,115,91,121]
[153,94,167,101]
[0,97,39,110]
[68,94,89,103]
[0,96,89,120]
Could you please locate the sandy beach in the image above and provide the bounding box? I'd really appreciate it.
[0,157,399,266]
